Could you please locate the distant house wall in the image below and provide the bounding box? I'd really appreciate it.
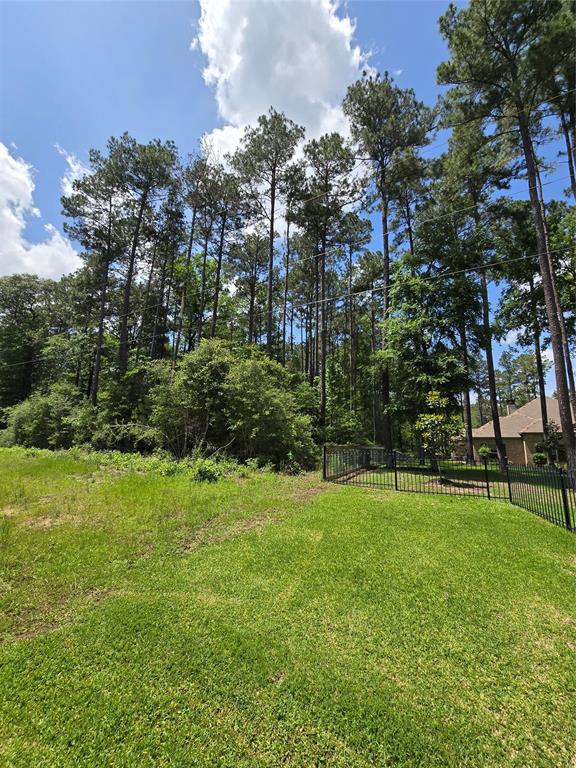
[472,437,526,465]
[521,433,543,464]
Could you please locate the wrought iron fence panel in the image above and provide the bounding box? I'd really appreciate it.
[323,446,574,533]
[508,463,574,531]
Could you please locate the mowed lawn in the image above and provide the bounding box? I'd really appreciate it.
[0,449,575,767]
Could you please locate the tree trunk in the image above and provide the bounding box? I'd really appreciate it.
[480,270,507,469]
[210,208,227,338]
[528,275,548,429]
[313,253,320,386]
[150,249,168,358]
[90,201,113,406]
[370,284,378,444]
[459,322,474,462]
[404,195,415,256]
[559,109,576,202]
[477,392,485,426]
[198,219,211,345]
[90,257,110,406]
[535,160,576,414]
[159,252,176,359]
[135,238,158,364]
[282,219,290,365]
[118,187,148,374]
[348,244,355,412]
[518,110,576,470]
[320,234,327,429]
[248,269,256,345]
[172,207,197,369]
[266,167,276,356]
[380,186,393,451]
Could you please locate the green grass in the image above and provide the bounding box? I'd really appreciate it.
[0,447,575,767]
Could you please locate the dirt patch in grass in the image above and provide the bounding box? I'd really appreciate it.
[0,507,19,517]
[293,484,327,501]
[180,513,276,551]
[179,475,329,552]
[2,586,121,643]
[288,474,331,502]
[20,514,84,530]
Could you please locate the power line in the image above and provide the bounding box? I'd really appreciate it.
[278,171,571,272]
[280,247,573,316]
[1,169,571,363]
[0,298,169,356]
[3,243,571,371]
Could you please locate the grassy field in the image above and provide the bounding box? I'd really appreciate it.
[0,448,575,767]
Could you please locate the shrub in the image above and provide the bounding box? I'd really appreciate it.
[224,355,316,470]
[3,384,96,449]
[532,452,547,466]
[89,420,161,453]
[190,458,221,483]
[150,340,232,457]
[150,341,316,470]
[478,444,492,460]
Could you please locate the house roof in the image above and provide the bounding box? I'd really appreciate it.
[472,397,570,440]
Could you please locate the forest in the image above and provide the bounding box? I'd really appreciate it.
[0,0,574,470]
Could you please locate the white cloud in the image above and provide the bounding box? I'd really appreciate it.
[194,0,370,157]
[502,328,520,347]
[55,144,89,197]
[0,142,80,279]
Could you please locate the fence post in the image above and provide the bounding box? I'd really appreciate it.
[558,469,572,531]
[505,457,513,503]
[393,450,398,491]
[483,458,491,500]
[322,444,327,481]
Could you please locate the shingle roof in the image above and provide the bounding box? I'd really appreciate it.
[472,397,569,439]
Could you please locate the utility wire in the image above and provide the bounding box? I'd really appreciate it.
[3,246,572,370]
[0,172,570,359]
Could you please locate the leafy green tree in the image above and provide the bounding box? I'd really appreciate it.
[438,0,576,468]
[2,383,95,449]
[109,134,179,374]
[224,354,316,468]
[343,72,432,450]
[297,132,365,428]
[0,275,60,410]
[150,339,232,457]
[62,148,128,404]
[232,109,305,356]
[416,390,463,477]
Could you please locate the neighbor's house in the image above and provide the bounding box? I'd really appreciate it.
[472,397,571,465]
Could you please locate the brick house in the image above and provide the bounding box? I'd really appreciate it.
[471,397,570,465]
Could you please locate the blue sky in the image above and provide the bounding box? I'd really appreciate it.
[0,1,451,230]
[0,0,568,390]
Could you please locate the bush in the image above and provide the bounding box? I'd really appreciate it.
[478,444,492,460]
[189,458,221,482]
[89,420,161,454]
[150,341,316,470]
[224,355,316,470]
[2,384,96,449]
[2,340,318,472]
[532,452,547,466]
[150,340,232,457]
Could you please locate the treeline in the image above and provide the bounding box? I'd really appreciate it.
[0,0,575,469]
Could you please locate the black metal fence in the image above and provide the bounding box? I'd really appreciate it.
[507,463,575,531]
[323,445,574,533]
